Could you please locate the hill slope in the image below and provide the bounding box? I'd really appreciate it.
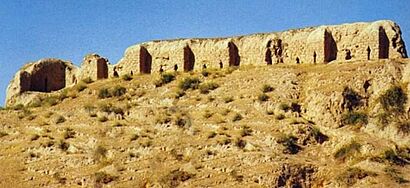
[1,59,410,187]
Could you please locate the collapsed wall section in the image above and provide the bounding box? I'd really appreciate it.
[80,54,109,81]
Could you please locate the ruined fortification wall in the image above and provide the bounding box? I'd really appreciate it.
[80,54,109,81]
[5,59,78,106]
[116,20,407,75]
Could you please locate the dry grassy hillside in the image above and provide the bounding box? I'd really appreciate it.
[0,60,410,187]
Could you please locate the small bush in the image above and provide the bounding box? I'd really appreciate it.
[379,85,407,113]
[223,96,234,103]
[112,86,127,97]
[275,114,285,120]
[94,145,107,162]
[98,116,108,122]
[279,103,290,112]
[311,127,329,144]
[203,110,213,118]
[396,121,410,135]
[58,140,70,151]
[278,135,301,154]
[55,115,66,124]
[122,74,133,81]
[258,93,269,102]
[341,112,368,126]
[43,96,59,106]
[342,87,362,111]
[0,131,8,138]
[381,149,408,166]
[95,172,117,184]
[98,88,111,99]
[178,77,201,91]
[262,84,274,93]
[385,167,409,184]
[232,113,243,122]
[207,131,217,139]
[334,141,361,161]
[82,77,94,84]
[63,128,75,139]
[199,82,219,94]
[75,83,87,92]
[337,167,376,186]
[155,72,176,87]
[11,104,24,110]
[240,126,252,137]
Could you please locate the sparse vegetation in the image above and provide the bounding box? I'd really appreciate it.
[199,82,219,94]
[82,77,93,84]
[384,167,409,184]
[122,74,133,81]
[160,169,194,187]
[178,77,201,90]
[277,135,301,154]
[334,141,361,161]
[223,96,234,103]
[0,131,8,138]
[75,83,87,92]
[94,145,108,162]
[54,115,66,124]
[98,86,127,99]
[262,84,274,93]
[232,113,243,122]
[275,114,285,120]
[154,72,176,87]
[342,87,362,111]
[341,111,368,126]
[396,121,410,135]
[279,103,290,112]
[336,167,376,186]
[379,85,407,113]
[95,172,117,185]
[257,93,269,102]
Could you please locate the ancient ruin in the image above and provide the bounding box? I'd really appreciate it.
[5,20,408,106]
[115,20,407,76]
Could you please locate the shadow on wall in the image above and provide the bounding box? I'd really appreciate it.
[184,45,195,72]
[140,46,152,74]
[379,26,389,59]
[29,63,66,92]
[228,42,240,66]
[324,30,337,63]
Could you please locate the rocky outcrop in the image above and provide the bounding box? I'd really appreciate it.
[116,20,407,75]
[5,59,77,106]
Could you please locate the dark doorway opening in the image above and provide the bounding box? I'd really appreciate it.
[228,42,240,66]
[324,30,337,63]
[378,27,389,59]
[183,46,195,72]
[265,49,272,65]
[313,51,317,63]
[367,46,371,60]
[139,46,152,74]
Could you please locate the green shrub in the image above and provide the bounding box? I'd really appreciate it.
[75,83,87,92]
[223,96,234,103]
[155,72,176,87]
[275,114,285,120]
[43,96,59,106]
[122,74,133,81]
[334,141,361,160]
[178,77,201,90]
[199,82,219,94]
[341,112,368,126]
[385,167,409,184]
[262,84,274,93]
[381,149,408,166]
[98,88,111,99]
[112,86,127,97]
[55,115,66,124]
[258,93,269,102]
[279,103,290,112]
[337,167,376,186]
[232,113,243,122]
[379,85,407,113]
[82,77,94,84]
[342,87,362,111]
[277,135,301,154]
[0,131,8,138]
[98,103,124,115]
[94,145,108,162]
[396,121,410,135]
[95,172,117,184]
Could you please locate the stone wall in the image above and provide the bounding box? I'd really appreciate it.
[116,20,407,75]
[5,59,78,106]
[80,54,109,81]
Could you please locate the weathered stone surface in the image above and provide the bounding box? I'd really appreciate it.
[116,20,407,75]
[5,58,77,106]
[80,54,109,81]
